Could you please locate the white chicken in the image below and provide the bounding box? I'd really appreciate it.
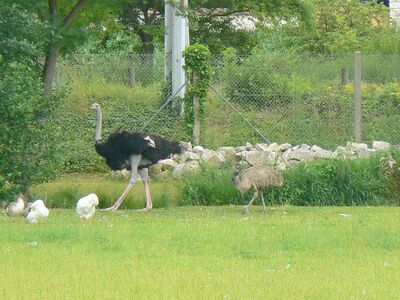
[26,200,49,224]
[76,193,99,221]
[7,194,25,217]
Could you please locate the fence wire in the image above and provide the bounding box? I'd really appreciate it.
[56,53,400,159]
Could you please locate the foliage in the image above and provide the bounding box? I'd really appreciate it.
[0,4,47,69]
[182,44,212,139]
[0,5,65,200]
[178,161,242,206]
[187,0,312,54]
[178,153,400,207]
[279,154,399,206]
[262,0,394,55]
[0,60,64,199]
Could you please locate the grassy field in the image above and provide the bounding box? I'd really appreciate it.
[1,206,400,299]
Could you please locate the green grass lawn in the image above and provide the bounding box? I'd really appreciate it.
[1,206,400,299]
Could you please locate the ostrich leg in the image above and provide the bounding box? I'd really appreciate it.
[137,168,152,212]
[243,190,259,214]
[104,155,141,211]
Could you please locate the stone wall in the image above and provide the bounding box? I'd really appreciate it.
[136,140,392,180]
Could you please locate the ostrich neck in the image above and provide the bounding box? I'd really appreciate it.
[95,109,102,142]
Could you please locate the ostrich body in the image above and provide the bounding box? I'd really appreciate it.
[91,103,182,211]
[6,194,25,217]
[76,193,99,221]
[232,164,284,214]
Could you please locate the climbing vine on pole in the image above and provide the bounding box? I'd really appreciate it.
[182,43,211,143]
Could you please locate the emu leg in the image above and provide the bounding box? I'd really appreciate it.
[260,192,267,213]
[104,155,141,211]
[137,168,152,212]
[244,190,259,214]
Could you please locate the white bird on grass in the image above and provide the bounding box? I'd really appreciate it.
[76,193,99,221]
[26,200,49,224]
[6,194,26,217]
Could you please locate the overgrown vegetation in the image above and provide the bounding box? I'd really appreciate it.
[183,44,212,139]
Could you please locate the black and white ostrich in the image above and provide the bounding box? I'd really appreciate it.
[90,103,182,211]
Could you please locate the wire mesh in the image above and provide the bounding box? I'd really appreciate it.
[55,52,400,164]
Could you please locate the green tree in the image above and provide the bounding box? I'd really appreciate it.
[262,0,392,54]
[0,5,64,199]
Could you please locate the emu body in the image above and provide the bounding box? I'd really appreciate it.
[232,164,284,214]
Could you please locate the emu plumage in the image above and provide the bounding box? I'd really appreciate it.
[91,103,182,211]
[232,164,284,214]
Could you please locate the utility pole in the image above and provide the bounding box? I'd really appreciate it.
[165,0,189,114]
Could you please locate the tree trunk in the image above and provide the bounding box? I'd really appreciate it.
[42,41,62,98]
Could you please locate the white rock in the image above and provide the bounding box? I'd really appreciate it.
[300,144,311,150]
[279,143,292,152]
[288,148,313,161]
[334,146,355,159]
[245,142,254,150]
[255,143,269,151]
[372,141,391,152]
[187,152,200,160]
[192,145,205,155]
[311,145,333,159]
[267,143,281,153]
[148,163,162,174]
[180,141,192,151]
[242,150,277,166]
[235,146,247,152]
[347,142,368,153]
[216,147,237,160]
[176,151,189,163]
[159,159,177,172]
[172,161,200,178]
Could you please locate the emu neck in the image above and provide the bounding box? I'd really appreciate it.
[95,109,102,142]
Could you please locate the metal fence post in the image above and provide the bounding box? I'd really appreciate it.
[354,51,362,143]
[192,71,200,146]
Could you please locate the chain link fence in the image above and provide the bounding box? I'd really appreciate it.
[56,52,400,167]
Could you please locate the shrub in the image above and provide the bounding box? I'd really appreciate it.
[178,153,400,207]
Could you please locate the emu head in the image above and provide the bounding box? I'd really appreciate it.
[232,161,244,183]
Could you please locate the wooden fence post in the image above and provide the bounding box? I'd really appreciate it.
[127,67,135,88]
[354,51,362,143]
[341,67,349,87]
[192,71,200,146]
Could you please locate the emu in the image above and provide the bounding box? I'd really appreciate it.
[91,103,182,211]
[232,163,284,214]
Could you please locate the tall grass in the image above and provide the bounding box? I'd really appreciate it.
[178,153,400,207]
[31,174,180,209]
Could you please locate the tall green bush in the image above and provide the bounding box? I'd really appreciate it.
[0,5,64,200]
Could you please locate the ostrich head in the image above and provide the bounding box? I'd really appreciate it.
[91,103,102,142]
[144,136,156,148]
